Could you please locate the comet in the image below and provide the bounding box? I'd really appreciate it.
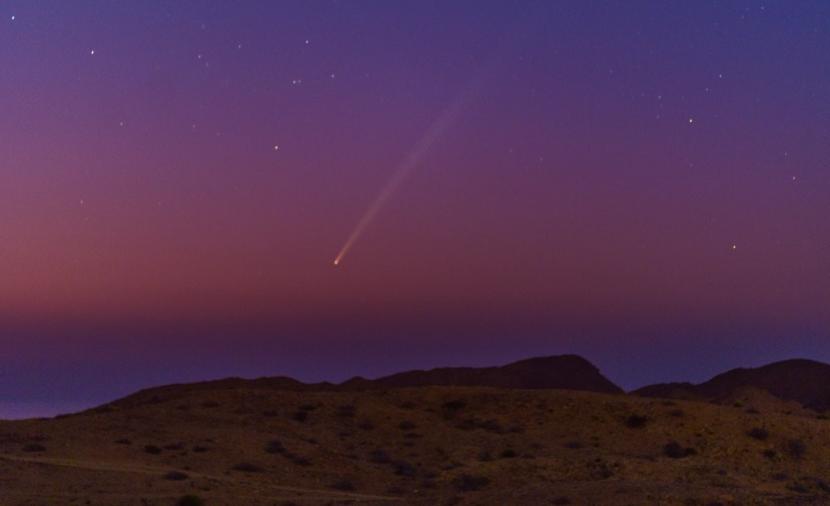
[332,85,479,267]
[330,12,537,268]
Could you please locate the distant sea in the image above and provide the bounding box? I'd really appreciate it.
[0,401,90,420]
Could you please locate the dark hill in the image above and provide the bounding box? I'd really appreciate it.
[634,358,830,412]
[110,355,622,409]
[342,354,623,394]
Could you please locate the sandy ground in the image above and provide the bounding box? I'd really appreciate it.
[1,384,830,505]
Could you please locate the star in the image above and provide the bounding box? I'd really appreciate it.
[273,145,280,151]
[10,15,15,21]
[688,117,694,124]
[90,49,96,56]
[731,244,737,251]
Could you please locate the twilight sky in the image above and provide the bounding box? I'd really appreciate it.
[1,1,829,417]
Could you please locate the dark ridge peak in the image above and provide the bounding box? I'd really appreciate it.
[503,354,595,368]
[353,354,623,394]
[636,358,830,412]
[100,354,622,411]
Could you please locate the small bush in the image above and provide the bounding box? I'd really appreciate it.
[747,427,769,441]
[452,473,490,492]
[785,439,806,460]
[336,405,356,417]
[144,445,162,455]
[115,438,131,445]
[262,409,278,417]
[668,409,685,417]
[564,441,584,449]
[499,448,517,459]
[164,471,189,481]
[22,443,46,452]
[393,459,416,477]
[442,399,467,411]
[398,420,416,430]
[177,495,204,506]
[369,449,391,464]
[164,442,185,450]
[552,498,572,505]
[285,453,311,466]
[299,404,317,411]
[331,479,356,491]
[762,449,778,460]
[292,410,309,423]
[231,462,264,473]
[200,400,219,408]
[477,450,493,461]
[192,445,209,453]
[357,420,375,431]
[265,440,286,454]
[663,441,696,459]
[624,414,648,428]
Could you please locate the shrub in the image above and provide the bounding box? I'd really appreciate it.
[624,414,648,428]
[747,427,769,441]
[668,409,685,417]
[292,410,309,423]
[443,399,466,410]
[22,443,46,452]
[663,441,696,459]
[164,471,189,481]
[336,405,356,417]
[552,498,572,505]
[499,449,517,459]
[452,474,490,492]
[285,453,311,466]
[115,438,131,445]
[164,442,184,450]
[392,459,416,477]
[762,449,777,459]
[398,420,416,430]
[231,462,264,473]
[192,445,209,453]
[177,495,204,506]
[144,445,162,455]
[262,410,278,417]
[369,449,391,464]
[265,440,286,454]
[331,479,356,491]
[357,420,375,431]
[564,441,584,449]
[785,439,806,460]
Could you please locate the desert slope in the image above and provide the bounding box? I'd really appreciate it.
[635,358,830,412]
[2,381,830,505]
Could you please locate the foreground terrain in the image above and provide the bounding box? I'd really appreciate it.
[2,380,830,505]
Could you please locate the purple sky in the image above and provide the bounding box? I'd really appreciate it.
[1,1,829,418]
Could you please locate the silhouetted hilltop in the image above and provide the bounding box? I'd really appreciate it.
[111,355,622,409]
[344,355,623,394]
[635,358,830,412]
